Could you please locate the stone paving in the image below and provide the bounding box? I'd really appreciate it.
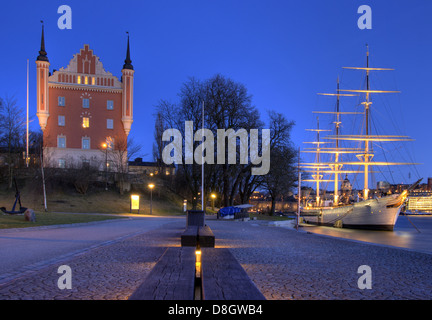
[0,221,183,300]
[0,218,431,300]
[206,220,432,300]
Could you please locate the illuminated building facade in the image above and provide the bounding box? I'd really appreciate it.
[35,25,134,170]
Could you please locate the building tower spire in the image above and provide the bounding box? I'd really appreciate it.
[121,32,134,136]
[123,32,133,70]
[37,21,49,62]
[36,20,50,131]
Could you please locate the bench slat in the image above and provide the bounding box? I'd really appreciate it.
[181,226,198,247]
[129,247,196,300]
[201,248,265,300]
[181,225,215,247]
[198,225,215,248]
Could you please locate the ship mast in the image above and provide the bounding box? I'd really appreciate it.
[331,78,342,204]
[363,44,373,199]
[314,117,321,206]
[314,78,359,205]
[334,78,341,203]
[343,45,397,198]
[331,45,416,198]
[303,117,331,207]
[301,46,418,205]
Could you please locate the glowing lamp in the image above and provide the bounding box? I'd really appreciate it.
[130,194,140,213]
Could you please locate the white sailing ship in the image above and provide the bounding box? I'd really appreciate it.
[299,47,420,231]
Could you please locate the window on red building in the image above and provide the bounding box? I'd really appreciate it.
[58,136,66,148]
[82,138,90,150]
[82,117,89,128]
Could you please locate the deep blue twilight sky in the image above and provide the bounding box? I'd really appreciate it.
[1,0,431,190]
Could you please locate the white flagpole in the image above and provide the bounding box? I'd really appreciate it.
[26,59,29,168]
[297,147,301,230]
[201,100,205,212]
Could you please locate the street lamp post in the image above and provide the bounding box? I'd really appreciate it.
[102,143,108,190]
[211,193,216,211]
[148,183,155,215]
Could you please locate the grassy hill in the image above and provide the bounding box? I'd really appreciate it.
[0,175,186,216]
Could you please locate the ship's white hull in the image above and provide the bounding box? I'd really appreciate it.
[301,194,406,231]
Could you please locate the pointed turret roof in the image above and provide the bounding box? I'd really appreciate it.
[37,21,49,62]
[123,32,133,70]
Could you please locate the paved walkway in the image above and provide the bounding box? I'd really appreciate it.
[0,221,183,300]
[0,217,431,300]
[206,219,432,300]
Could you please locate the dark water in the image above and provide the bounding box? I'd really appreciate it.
[301,215,432,254]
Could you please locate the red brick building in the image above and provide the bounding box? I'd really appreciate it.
[36,25,134,170]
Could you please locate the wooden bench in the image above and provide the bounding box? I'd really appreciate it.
[198,225,215,248]
[181,225,199,247]
[128,247,196,300]
[129,246,265,300]
[201,248,265,300]
[130,223,264,301]
[186,210,205,227]
[181,225,215,248]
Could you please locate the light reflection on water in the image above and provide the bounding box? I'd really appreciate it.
[300,215,432,254]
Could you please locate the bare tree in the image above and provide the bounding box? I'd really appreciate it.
[204,74,263,207]
[237,169,263,204]
[104,134,143,194]
[261,111,297,215]
[261,145,297,215]
[154,75,297,211]
[155,78,205,208]
[153,110,167,172]
[0,96,26,188]
[155,75,265,208]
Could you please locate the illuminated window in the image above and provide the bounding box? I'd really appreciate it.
[82,137,90,150]
[82,117,89,128]
[107,100,114,110]
[106,137,114,150]
[83,98,89,108]
[107,119,113,129]
[58,96,65,106]
[58,159,66,168]
[91,77,95,85]
[58,115,65,126]
[77,76,81,84]
[84,76,88,85]
[57,136,66,148]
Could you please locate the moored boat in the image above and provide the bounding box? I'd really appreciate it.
[299,46,419,231]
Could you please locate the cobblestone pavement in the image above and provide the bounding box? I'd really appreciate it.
[206,220,432,300]
[0,221,184,300]
[1,218,431,300]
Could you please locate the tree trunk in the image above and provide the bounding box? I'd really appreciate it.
[8,164,13,189]
[270,197,276,216]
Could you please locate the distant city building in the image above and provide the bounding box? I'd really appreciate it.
[35,24,134,170]
[407,194,432,212]
[377,181,391,192]
[128,158,175,176]
[250,191,265,200]
[340,175,352,194]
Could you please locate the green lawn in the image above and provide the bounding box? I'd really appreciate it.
[0,180,187,229]
[0,176,186,223]
[0,211,126,229]
[0,176,292,229]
